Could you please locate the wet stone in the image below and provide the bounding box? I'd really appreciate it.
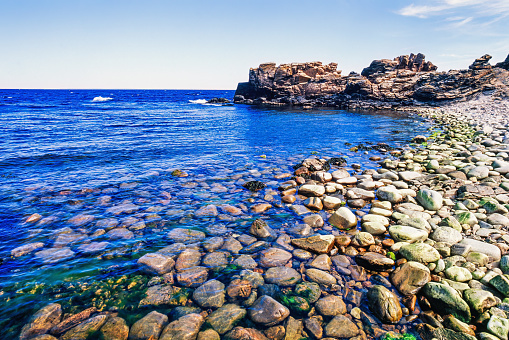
[222,237,243,254]
[224,327,268,340]
[193,279,225,308]
[176,266,209,288]
[367,285,403,324]
[309,254,332,271]
[60,315,108,340]
[233,255,257,269]
[356,252,395,271]
[19,303,62,340]
[259,247,292,267]
[422,282,471,323]
[99,316,129,340]
[138,253,175,275]
[264,267,301,286]
[325,315,359,338]
[291,235,335,254]
[202,252,228,268]
[249,295,290,326]
[250,219,277,241]
[206,304,247,335]
[67,214,95,227]
[106,228,134,240]
[197,329,220,340]
[175,249,202,271]
[34,247,75,264]
[77,241,110,255]
[167,228,206,243]
[11,242,44,257]
[139,284,189,307]
[315,295,346,316]
[391,261,430,295]
[399,242,440,263]
[328,207,357,229]
[159,313,204,340]
[203,237,225,252]
[227,279,252,299]
[306,268,337,286]
[129,311,168,340]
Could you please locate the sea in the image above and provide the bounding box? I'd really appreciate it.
[0,89,430,336]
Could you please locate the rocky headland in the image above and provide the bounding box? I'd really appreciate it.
[234,53,509,110]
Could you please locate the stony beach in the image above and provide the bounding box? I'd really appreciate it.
[7,92,509,340]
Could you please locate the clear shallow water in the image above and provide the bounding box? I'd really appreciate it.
[0,89,429,335]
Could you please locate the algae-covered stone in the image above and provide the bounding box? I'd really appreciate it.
[416,189,443,211]
[376,186,404,204]
[487,315,509,340]
[501,255,509,273]
[422,282,471,322]
[445,266,472,282]
[489,275,509,296]
[456,211,478,226]
[460,238,501,261]
[399,243,440,263]
[440,216,463,232]
[464,289,497,314]
[328,207,357,229]
[295,282,321,303]
[389,225,428,243]
[367,285,402,323]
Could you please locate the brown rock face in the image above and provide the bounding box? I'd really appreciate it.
[234,53,507,109]
[362,53,437,77]
[495,54,509,70]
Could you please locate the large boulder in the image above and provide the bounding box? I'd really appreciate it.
[422,282,471,322]
[367,285,402,323]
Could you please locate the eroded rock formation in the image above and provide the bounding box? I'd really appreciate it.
[234,53,509,110]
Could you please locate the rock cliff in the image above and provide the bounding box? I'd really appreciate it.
[234,53,509,110]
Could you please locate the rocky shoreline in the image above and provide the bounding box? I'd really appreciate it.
[233,53,509,111]
[12,95,509,340]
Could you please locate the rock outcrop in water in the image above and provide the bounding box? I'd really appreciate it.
[234,53,509,110]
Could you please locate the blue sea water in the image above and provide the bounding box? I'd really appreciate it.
[0,89,429,335]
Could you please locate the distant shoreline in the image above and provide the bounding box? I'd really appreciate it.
[233,53,509,111]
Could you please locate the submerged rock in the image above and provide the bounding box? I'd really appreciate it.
[367,285,402,323]
[19,303,62,340]
[249,295,290,326]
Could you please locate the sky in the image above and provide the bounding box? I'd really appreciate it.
[0,0,508,89]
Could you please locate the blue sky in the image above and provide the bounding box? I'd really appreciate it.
[1,0,508,89]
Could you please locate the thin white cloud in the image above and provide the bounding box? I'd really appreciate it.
[398,0,509,20]
[398,4,449,18]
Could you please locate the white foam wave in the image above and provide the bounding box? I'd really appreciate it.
[189,99,208,104]
[92,96,113,102]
